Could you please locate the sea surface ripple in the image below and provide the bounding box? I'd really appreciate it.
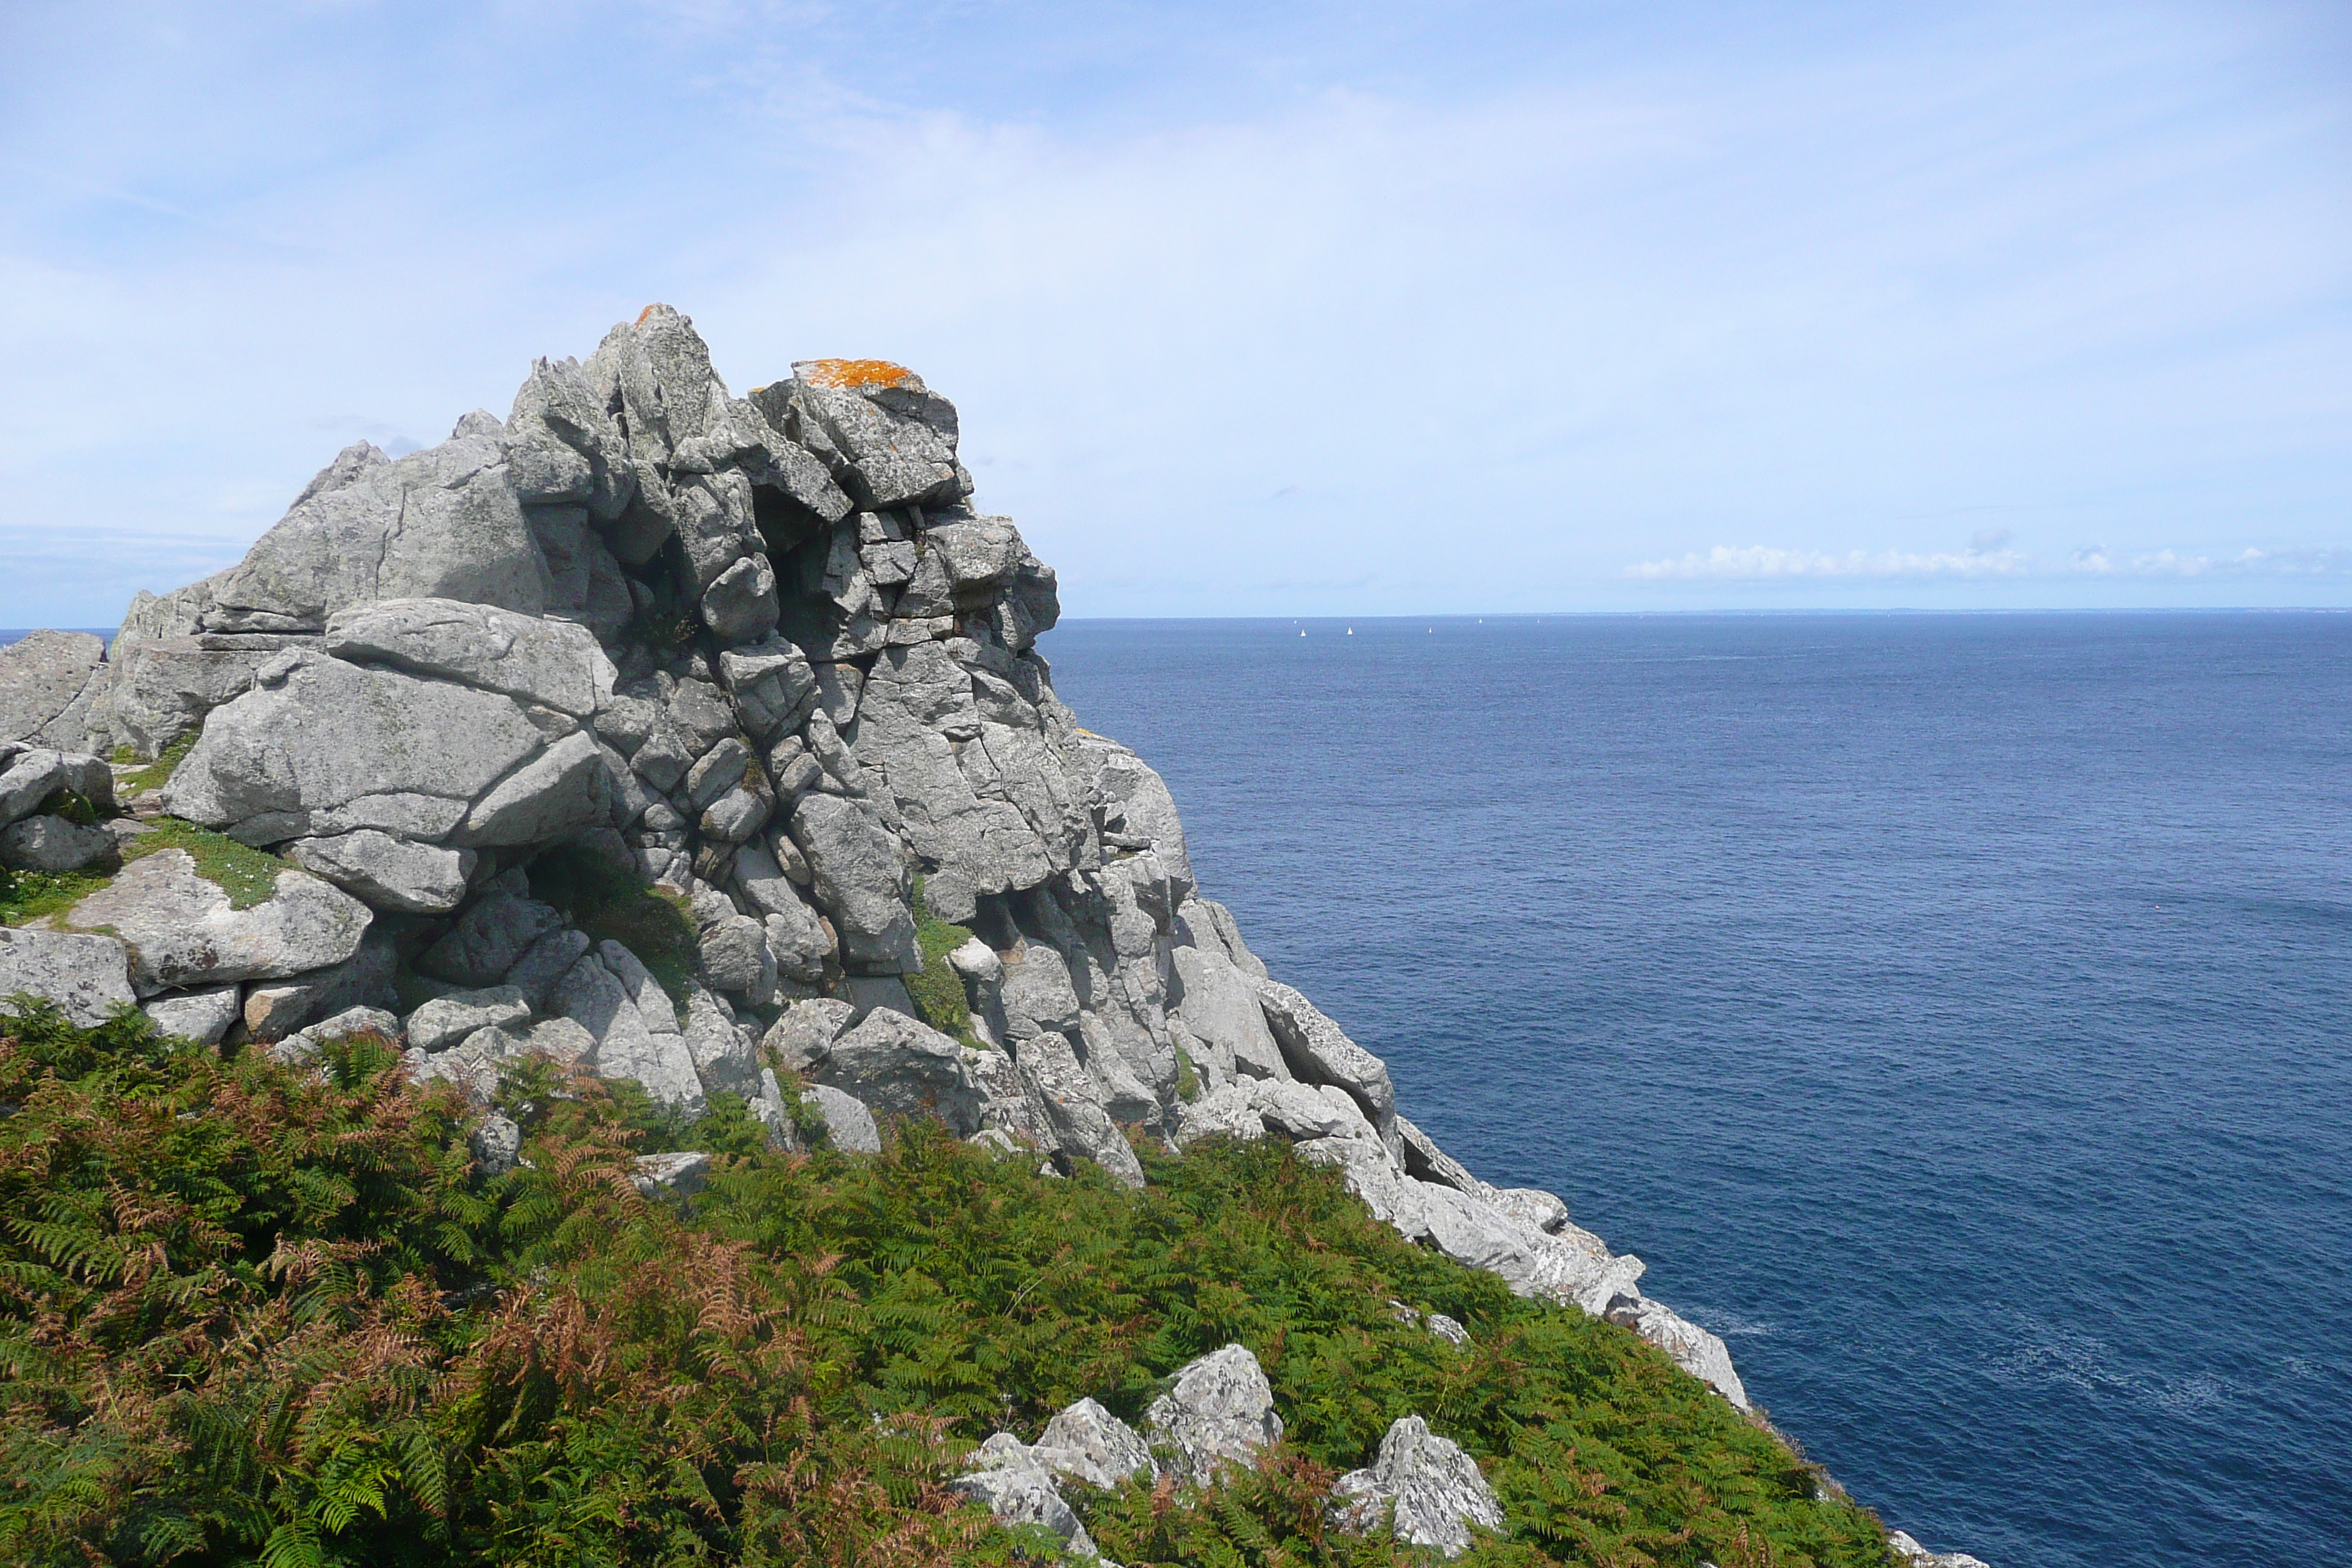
[1044,611,2352,1568]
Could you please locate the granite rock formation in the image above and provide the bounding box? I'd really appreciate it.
[0,306,1979,1559]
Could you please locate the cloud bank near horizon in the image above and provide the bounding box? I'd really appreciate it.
[0,0,2345,625]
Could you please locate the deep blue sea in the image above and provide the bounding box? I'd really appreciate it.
[1041,612,2352,1568]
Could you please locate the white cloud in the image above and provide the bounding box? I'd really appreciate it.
[1632,542,2348,581]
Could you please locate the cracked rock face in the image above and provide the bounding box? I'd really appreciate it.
[0,307,1802,1529]
[1332,1416,1505,1558]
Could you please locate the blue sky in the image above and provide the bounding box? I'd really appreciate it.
[2,0,2346,624]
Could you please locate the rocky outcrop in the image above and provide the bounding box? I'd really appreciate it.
[1332,1416,1506,1557]
[0,308,1967,1556]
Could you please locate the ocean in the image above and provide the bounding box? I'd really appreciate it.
[1041,611,2352,1568]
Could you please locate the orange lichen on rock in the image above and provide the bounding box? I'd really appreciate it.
[796,358,919,390]
[636,301,669,323]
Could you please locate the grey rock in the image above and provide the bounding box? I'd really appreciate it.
[1253,980,1396,1135]
[519,1014,595,1066]
[1394,1115,1482,1194]
[1888,1531,1994,1568]
[682,981,758,1098]
[405,984,531,1052]
[1603,1296,1750,1411]
[785,363,966,510]
[699,782,772,845]
[1036,1397,1156,1490]
[995,943,1083,1039]
[1486,1187,1572,1235]
[951,1435,1098,1559]
[630,1150,711,1196]
[762,997,854,1072]
[1331,1416,1504,1557]
[947,935,1001,984]
[83,636,274,762]
[718,641,820,742]
[502,924,592,1011]
[306,1005,401,1044]
[0,630,106,743]
[59,851,371,997]
[1011,1029,1145,1188]
[323,598,611,717]
[1250,1077,1372,1142]
[548,950,703,1111]
[140,982,242,1044]
[237,925,399,1041]
[453,730,608,847]
[839,973,918,1025]
[284,830,475,913]
[1175,897,1267,981]
[1144,1343,1284,1485]
[787,792,919,973]
[0,748,115,826]
[0,927,136,1026]
[470,1112,523,1175]
[1425,1313,1471,1348]
[696,905,777,1005]
[807,1008,983,1134]
[206,427,549,632]
[700,553,780,641]
[160,655,546,845]
[1170,944,1285,1083]
[1171,1082,1267,1148]
[417,887,563,987]
[0,815,116,873]
[803,1082,881,1153]
[685,736,753,810]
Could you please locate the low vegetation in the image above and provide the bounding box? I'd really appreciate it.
[906,875,984,1047]
[0,1000,1896,1567]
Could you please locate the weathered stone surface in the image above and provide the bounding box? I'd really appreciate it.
[160,655,545,845]
[807,1009,983,1134]
[141,982,241,1044]
[995,944,1083,1039]
[1145,1343,1284,1485]
[700,553,780,641]
[405,984,531,1052]
[1171,944,1285,1083]
[787,792,919,973]
[1250,1078,1368,1142]
[1172,1081,1267,1147]
[762,997,853,1071]
[0,631,105,744]
[1604,1296,1750,1411]
[85,636,272,761]
[1177,897,1267,981]
[470,1112,523,1175]
[1036,1397,1156,1490]
[324,598,611,716]
[453,731,607,847]
[0,928,135,1025]
[0,748,116,826]
[951,1435,1098,1560]
[205,429,549,632]
[785,363,967,510]
[1254,979,1395,1134]
[1332,1416,1504,1557]
[238,926,399,1041]
[803,1082,881,1153]
[0,815,116,873]
[682,981,758,1098]
[284,830,474,913]
[59,851,371,998]
[417,884,563,987]
[549,949,703,1112]
[1888,1531,1994,1568]
[630,1150,711,1196]
[1012,1029,1145,1188]
[502,925,592,1011]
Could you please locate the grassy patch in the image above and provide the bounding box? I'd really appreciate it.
[907,875,984,1047]
[120,817,288,910]
[0,867,113,927]
[0,1000,1903,1568]
[116,731,196,794]
[528,843,698,1018]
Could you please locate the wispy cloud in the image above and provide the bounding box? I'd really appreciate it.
[1629,543,2350,581]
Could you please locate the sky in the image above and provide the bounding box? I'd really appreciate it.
[2,0,2347,625]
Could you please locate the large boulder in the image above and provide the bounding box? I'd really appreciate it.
[0,928,135,1025]
[786,792,918,973]
[159,653,552,845]
[0,748,116,826]
[1253,980,1395,1135]
[284,830,475,913]
[0,631,106,747]
[1331,1416,1504,1558]
[0,815,116,874]
[1009,1028,1145,1188]
[202,431,550,633]
[1171,944,1286,1082]
[806,1009,984,1135]
[56,851,372,998]
[1144,1343,1284,1485]
[951,1434,1098,1561]
[323,598,611,716]
[1035,1397,1156,1490]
